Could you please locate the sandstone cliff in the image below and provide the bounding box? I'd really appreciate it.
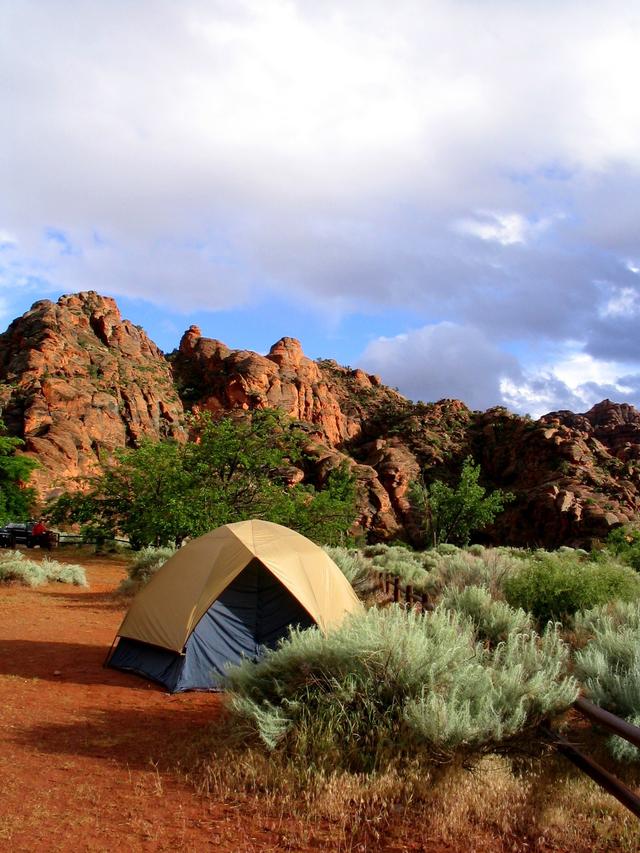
[1,291,639,548]
[0,292,184,497]
[171,325,405,536]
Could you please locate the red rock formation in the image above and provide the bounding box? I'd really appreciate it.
[0,292,184,498]
[2,292,640,548]
[172,327,401,446]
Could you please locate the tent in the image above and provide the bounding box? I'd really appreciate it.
[107,519,363,692]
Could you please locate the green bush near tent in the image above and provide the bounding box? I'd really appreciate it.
[226,605,577,772]
[120,545,177,592]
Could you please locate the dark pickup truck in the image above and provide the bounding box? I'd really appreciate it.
[0,522,59,549]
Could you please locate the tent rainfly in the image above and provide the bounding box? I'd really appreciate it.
[107,519,363,692]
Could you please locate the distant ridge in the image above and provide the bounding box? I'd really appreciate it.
[1,291,638,547]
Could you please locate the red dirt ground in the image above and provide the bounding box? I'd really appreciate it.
[2,553,223,851]
[6,551,623,853]
[2,552,466,853]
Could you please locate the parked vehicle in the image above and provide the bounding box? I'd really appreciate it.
[0,522,59,549]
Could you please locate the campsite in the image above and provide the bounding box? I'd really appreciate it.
[2,538,640,852]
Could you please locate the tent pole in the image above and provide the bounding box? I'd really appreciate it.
[103,636,118,667]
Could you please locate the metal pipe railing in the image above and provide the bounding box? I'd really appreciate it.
[574,697,640,750]
[541,726,640,819]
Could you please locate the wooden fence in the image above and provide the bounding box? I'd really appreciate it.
[375,571,433,611]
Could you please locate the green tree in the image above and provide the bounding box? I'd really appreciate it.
[49,410,358,547]
[409,456,514,546]
[0,422,38,523]
[49,439,193,549]
[602,523,640,570]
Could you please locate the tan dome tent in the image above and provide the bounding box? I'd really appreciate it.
[107,519,363,692]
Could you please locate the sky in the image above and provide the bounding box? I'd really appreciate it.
[2,0,640,417]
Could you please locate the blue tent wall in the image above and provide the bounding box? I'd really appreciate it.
[108,558,315,692]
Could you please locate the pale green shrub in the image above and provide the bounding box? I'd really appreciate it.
[39,558,87,586]
[404,626,575,751]
[121,545,176,591]
[467,544,485,557]
[323,545,372,593]
[0,551,87,587]
[442,585,532,646]
[574,599,640,641]
[435,543,460,556]
[370,546,431,590]
[427,549,519,599]
[226,606,577,771]
[574,600,640,762]
[362,543,389,558]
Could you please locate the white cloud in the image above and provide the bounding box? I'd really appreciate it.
[500,347,638,417]
[454,211,554,246]
[1,0,640,396]
[599,286,640,319]
[360,322,519,410]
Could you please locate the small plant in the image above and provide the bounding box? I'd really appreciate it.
[120,545,176,591]
[0,551,87,587]
[503,551,640,626]
[442,585,532,646]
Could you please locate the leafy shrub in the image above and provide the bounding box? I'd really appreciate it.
[323,546,372,593]
[442,586,532,646]
[121,545,176,591]
[574,600,640,762]
[602,525,640,571]
[226,606,577,772]
[0,551,87,587]
[426,548,519,600]
[370,546,431,590]
[503,552,640,625]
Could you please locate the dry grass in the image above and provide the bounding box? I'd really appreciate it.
[184,715,640,852]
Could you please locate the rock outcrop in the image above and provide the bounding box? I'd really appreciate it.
[1,292,640,547]
[173,326,399,446]
[0,292,184,497]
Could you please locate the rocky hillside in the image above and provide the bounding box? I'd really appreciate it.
[1,291,639,547]
[0,293,184,497]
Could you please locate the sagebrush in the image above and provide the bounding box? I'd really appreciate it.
[574,600,640,762]
[226,605,577,772]
[0,550,87,587]
[120,545,177,591]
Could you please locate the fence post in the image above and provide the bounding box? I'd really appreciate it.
[393,576,400,603]
[406,584,413,606]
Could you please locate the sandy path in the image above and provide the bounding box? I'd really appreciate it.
[0,552,311,853]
